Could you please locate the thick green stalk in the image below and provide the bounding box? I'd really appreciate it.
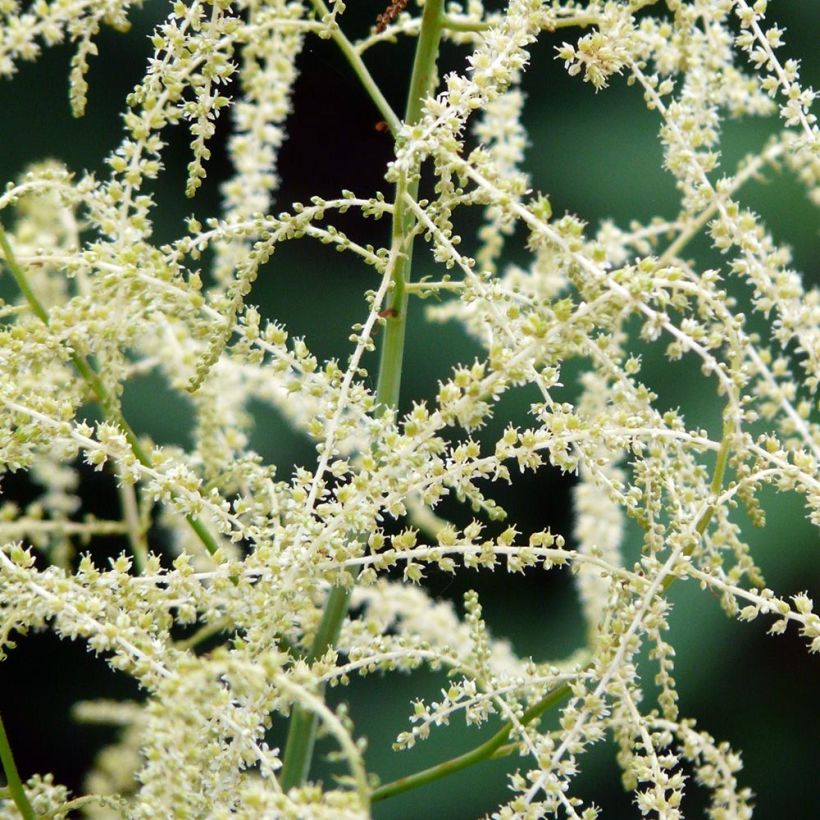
[278,577,354,788]
[0,711,35,820]
[374,0,445,408]
[0,226,221,558]
[279,0,446,792]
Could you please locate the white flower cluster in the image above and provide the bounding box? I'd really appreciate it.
[0,0,817,818]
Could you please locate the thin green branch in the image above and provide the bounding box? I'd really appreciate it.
[0,225,221,559]
[405,279,464,294]
[172,616,233,652]
[41,792,126,819]
[439,12,600,35]
[308,0,401,136]
[371,682,571,803]
[0,711,35,820]
[279,0,446,792]
[545,14,600,31]
[694,420,732,535]
[184,515,221,558]
[658,140,784,267]
[442,15,492,33]
[118,481,148,574]
[662,418,732,590]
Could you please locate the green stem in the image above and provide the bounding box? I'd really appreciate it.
[308,0,401,136]
[0,225,221,559]
[372,682,570,803]
[279,579,354,789]
[279,0,446,792]
[402,0,446,132]
[405,280,463,294]
[661,419,732,591]
[375,0,445,409]
[0,711,35,820]
[442,14,597,34]
[118,481,148,574]
[0,232,49,325]
[172,616,232,652]
[442,15,492,33]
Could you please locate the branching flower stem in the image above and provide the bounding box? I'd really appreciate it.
[367,419,734,803]
[278,0,446,792]
[371,681,571,802]
[0,226,221,559]
[0,1,815,814]
[284,0,736,794]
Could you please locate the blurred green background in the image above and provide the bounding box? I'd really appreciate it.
[0,1,817,817]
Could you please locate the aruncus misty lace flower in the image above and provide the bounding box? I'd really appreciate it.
[0,0,817,817]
